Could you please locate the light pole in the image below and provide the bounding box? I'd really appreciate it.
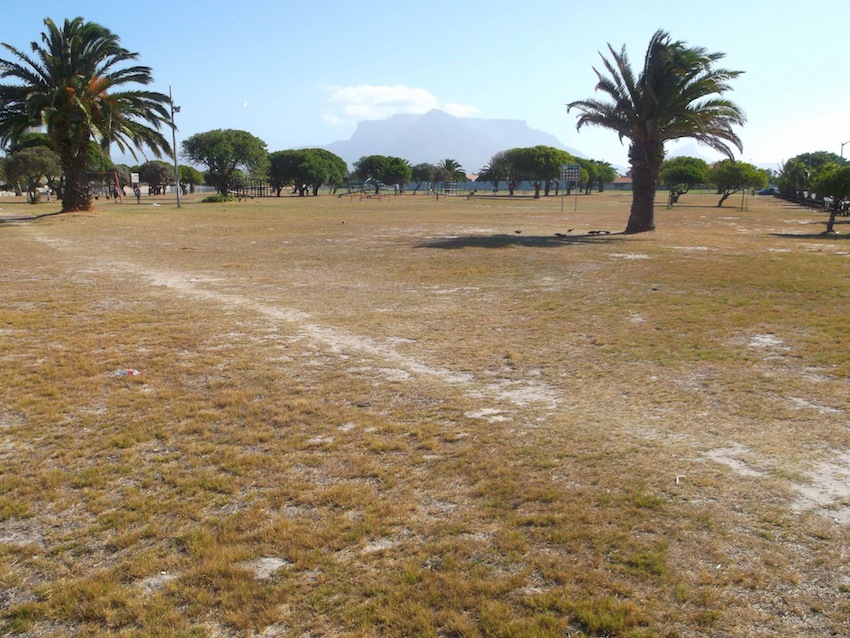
[841,140,850,161]
[169,86,181,208]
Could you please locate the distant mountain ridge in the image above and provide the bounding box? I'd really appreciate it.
[323,109,586,174]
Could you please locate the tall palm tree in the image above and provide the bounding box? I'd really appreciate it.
[0,17,172,212]
[437,158,466,184]
[568,30,745,233]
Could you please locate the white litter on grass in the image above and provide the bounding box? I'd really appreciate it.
[113,368,142,376]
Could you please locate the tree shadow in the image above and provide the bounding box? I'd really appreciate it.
[771,232,850,240]
[771,218,850,240]
[0,210,63,226]
[416,232,627,250]
[0,210,65,225]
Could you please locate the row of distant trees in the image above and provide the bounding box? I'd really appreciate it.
[177,128,620,198]
[658,156,768,207]
[3,19,848,234]
[773,151,850,233]
[657,151,850,221]
[0,131,205,203]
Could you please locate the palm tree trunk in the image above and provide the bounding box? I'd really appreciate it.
[59,142,93,212]
[625,141,663,234]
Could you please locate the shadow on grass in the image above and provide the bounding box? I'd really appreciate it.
[416,232,627,249]
[771,218,850,240]
[771,232,850,240]
[0,210,65,225]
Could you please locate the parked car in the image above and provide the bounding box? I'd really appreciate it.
[756,187,778,195]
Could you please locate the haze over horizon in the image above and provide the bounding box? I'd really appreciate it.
[3,0,847,171]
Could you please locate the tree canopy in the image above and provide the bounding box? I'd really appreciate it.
[811,164,850,234]
[436,159,466,184]
[495,146,574,197]
[268,148,347,196]
[659,156,710,205]
[139,160,172,193]
[182,129,268,195]
[476,152,510,192]
[0,17,172,211]
[8,131,52,153]
[5,146,61,203]
[179,165,204,193]
[709,159,767,207]
[776,151,846,199]
[568,30,745,232]
[353,155,411,191]
[584,159,617,193]
[410,162,439,193]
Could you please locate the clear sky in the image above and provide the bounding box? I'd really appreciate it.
[3,0,848,171]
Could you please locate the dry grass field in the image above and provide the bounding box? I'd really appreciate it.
[1,189,849,637]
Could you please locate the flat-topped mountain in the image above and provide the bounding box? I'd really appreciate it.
[324,109,585,173]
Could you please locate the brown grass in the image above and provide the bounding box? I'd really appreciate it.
[1,190,849,637]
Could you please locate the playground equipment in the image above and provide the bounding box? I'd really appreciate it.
[338,177,391,200]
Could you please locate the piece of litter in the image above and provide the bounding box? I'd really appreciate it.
[675,475,685,485]
[114,369,142,377]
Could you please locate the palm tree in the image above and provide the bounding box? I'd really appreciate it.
[567,30,745,233]
[0,17,172,212]
[437,158,466,184]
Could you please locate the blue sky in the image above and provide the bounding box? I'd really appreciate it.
[3,0,848,171]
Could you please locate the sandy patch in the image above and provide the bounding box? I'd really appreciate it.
[703,443,766,478]
[238,557,292,580]
[790,452,850,523]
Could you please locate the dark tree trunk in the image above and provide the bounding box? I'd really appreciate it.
[625,140,663,233]
[59,140,93,212]
[825,203,839,233]
[216,173,229,196]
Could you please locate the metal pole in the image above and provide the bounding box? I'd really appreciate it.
[169,86,181,208]
[841,140,850,161]
[561,179,564,213]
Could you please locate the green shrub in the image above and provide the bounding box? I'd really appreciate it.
[201,194,234,203]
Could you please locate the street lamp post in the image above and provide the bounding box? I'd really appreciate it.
[169,86,181,208]
[841,140,850,161]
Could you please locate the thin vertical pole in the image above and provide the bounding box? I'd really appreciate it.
[170,86,181,208]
